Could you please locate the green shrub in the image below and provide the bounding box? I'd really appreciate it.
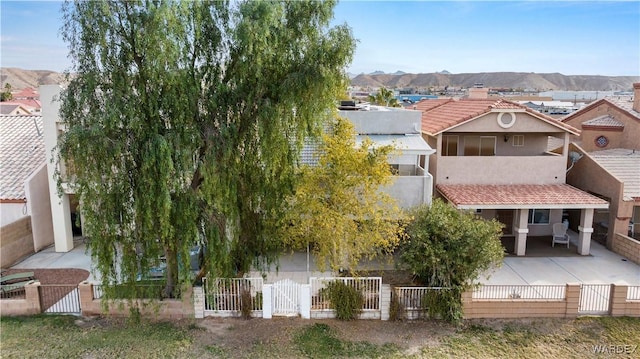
[389,290,404,321]
[326,281,363,320]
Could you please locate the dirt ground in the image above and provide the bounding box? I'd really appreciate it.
[193,316,457,356]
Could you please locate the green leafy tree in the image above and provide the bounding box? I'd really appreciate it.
[368,87,400,107]
[58,0,354,298]
[280,117,406,272]
[0,83,12,102]
[399,199,504,322]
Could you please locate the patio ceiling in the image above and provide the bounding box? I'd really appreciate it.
[437,183,610,210]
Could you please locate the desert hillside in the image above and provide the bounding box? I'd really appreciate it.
[351,72,639,91]
[1,67,637,92]
[1,68,70,90]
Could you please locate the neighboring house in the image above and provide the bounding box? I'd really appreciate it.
[0,103,32,115]
[338,102,435,208]
[0,114,54,266]
[10,87,42,113]
[415,97,609,256]
[561,83,640,263]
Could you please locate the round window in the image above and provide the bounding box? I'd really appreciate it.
[595,135,609,148]
[497,112,516,128]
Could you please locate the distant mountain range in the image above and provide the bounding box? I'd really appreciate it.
[0,68,70,90]
[349,71,639,91]
[1,67,637,92]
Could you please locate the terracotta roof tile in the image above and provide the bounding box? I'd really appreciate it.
[436,184,609,208]
[417,98,579,136]
[562,96,640,123]
[588,148,640,201]
[582,115,624,128]
[0,115,45,201]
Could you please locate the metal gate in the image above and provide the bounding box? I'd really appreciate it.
[272,279,301,316]
[579,284,611,315]
[39,285,82,314]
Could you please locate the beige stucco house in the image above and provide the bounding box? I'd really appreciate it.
[561,83,640,264]
[338,102,435,208]
[415,97,609,256]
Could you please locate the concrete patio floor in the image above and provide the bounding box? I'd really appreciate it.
[10,235,640,286]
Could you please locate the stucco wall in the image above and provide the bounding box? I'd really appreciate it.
[435,155,566,185]
[384,174,432,208]
[454,112,568,134]
[25,164,54,251]
[566,144,624,246]
[0,203,26,227]
[563,101,640,152]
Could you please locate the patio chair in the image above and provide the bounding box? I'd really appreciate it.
[552,223,570,248]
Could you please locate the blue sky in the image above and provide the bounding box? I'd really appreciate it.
[1,1,639,76]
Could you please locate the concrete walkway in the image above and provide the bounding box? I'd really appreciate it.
[479,239,640,285]
[10,237,640,286]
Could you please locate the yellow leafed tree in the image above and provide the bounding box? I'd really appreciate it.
[280,117,407,273]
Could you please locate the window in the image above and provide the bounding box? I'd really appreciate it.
[528,209,550,224]
[595,135,609,148]
[442,135,458,156]
[464,136,496,156]
[497,112,516,128]
[513,135,524,147]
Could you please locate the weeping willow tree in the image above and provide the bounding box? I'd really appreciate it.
[58,0,354,298]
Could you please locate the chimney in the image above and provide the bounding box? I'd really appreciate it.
[633,83,640,113]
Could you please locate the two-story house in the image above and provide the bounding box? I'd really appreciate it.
[415,97,609,256]
[561,83,640,264]
[338,102,435,208]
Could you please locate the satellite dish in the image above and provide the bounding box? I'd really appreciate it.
[569,151,583,162]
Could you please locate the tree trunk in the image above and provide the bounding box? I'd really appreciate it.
[163,245,179,298]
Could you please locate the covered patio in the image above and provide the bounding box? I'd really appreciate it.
[437,183,610,256]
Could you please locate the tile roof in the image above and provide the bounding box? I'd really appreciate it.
[436,184,609,209]
[0,104,19,115]
[604,95,640,120]
[562,96,640,123]
[417,98,580,136]
[582,115,624,128]
[0,115,46,201]
[588,148,640,201]
[12,88,39,99]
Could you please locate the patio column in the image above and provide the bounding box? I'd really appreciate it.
[513,209,529,256]
[577,208,594,255]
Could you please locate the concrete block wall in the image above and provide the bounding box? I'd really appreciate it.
[609,284,640,317]
[0,281,41,315]
[612,233,640,265]
[463,284,582,319]
[78,282,194,319]
[0,216,34,268]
